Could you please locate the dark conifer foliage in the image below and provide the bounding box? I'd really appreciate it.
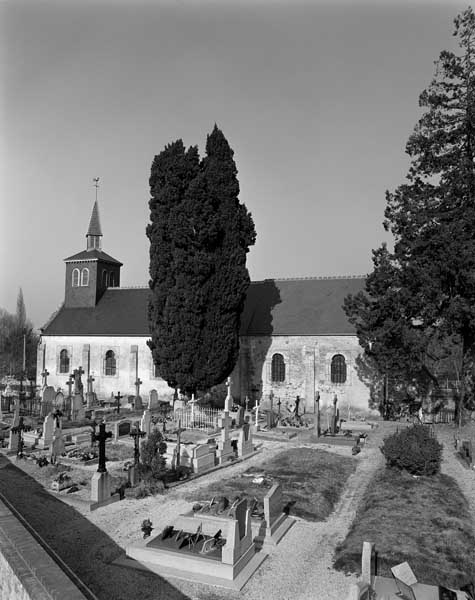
[147,127,255,396]
[345,8,475,419]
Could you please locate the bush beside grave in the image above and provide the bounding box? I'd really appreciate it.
[139,429,168,482]
[380,425,442,476]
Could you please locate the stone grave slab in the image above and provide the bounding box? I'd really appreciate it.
[261,483,295,548]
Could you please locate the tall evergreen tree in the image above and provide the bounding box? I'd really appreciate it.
[147,126,255,396]
[345,8,475,421]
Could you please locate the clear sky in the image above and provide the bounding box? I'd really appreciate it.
[0,0,467,329]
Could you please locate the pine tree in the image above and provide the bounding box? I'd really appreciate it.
[147,126,255,396]
[345,8,475,421]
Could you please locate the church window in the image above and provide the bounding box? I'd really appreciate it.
[153,363,160,378]
[81,268,89,286]
[72,268,80,287]
[109,272,115,287]
[331,354,347,384]
[105,350,116,376]
[59,349,70,374]
[271,353,285,382]
[102,270,108,287]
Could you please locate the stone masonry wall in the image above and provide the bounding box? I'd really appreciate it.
[232,335,373,415]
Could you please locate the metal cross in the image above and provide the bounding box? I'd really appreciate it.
[41,369,50,387]
[11,417,32,458]
[114,391,123,415]
[66,375,74,398]
[92,421,112,473]
[130,425,146,466]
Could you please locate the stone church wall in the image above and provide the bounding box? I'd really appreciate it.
[232,335,372,415]
[37,335,174,402]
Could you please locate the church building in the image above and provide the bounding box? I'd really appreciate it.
[37,203,371,414]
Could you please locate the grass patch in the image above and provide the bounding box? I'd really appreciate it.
[334,468,475,589]
[184,448,356,521]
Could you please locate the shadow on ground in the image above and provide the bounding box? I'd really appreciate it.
[0,455,190,600]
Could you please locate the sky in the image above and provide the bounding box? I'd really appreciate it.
[0,0,468,329]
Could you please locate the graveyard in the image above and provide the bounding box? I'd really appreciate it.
[1,374,475,599]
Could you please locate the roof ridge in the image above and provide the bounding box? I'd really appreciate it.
[108,285,149,290]
[255,275,367,282]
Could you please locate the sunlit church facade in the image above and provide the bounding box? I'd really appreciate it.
[37,203,371,414]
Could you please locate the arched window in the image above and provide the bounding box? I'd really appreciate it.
[102,270,108,287]
[331,354,347,384]
[81,268,89,286]
[109,272,115,287]
[271,353,285,382]
[105,350,116,376]
[72,268,80,287]
[59,349,70,374]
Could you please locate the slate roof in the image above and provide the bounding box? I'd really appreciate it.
[63,249,123,265]
[87,201,102,237]
[41,277,366,337]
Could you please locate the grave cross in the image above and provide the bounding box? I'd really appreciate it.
[92,421,112,473]
[174,418,186,467]
[41,369,50,387]
[53,409,63,429]
[277,397,281,416]
[66,374,74,399]
[135,377,142,398]
[114,392,123,414]
[11,417,32,458]
[87,374,95,394]
[130,425,146,465]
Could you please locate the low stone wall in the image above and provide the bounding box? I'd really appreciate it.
[0,497,89,600]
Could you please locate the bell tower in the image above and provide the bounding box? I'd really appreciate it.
[63,179,122,308]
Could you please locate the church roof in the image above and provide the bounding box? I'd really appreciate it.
[63,249,123,265]
[41,277,366,337]
[87,201,102,237]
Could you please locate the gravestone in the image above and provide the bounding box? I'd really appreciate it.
[41,386,56,417]
[91,422,114,510]
[38,413,55,449]
[54,390,64,410]
[149,389,159,410]
[140,409,152,437]
[221,498,253,566]
[72,393,85,421]
[192,444,216,473]
[134,395,143,411]
[237,418,253,458]
[118,421,131,437]
[49,428,65,464]
[216,413,234,465]
[262,482,295,547]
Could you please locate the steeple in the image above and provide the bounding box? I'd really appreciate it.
[86,201,103,250]
[87,177,103,251]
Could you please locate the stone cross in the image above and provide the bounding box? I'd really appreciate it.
[74,366,85,395]
[41,369,50,388]
[92,421,112,473]
[87,374,95,394]
[66,374,74,399]
[135,377,143,398]
[114,391,123,415]
[130,425,146,466]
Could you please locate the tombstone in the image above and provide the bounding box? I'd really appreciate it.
[222,498,253,566]
[41,386,56,417]
[49,428,65,464]
[91,422,114,510]
[237,417,253,457]
[134,395,143,411]
[38,413,55,449]
[140,409,152,437]
[192,444,216,473]
[149,389,159,410]
[118,421,131,437]
[262,482,295,547]
[72,393,85,421]
[236,406,245,427]
[86,374,96,408]
[54,390,64,410]
[216,413,234,465]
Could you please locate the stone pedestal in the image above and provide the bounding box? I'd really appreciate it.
[128,465,139,487]
[91,471,111,505]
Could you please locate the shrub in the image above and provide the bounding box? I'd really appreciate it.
[380,425,442,476]
[140,429,167,478]
[135,479,165,499]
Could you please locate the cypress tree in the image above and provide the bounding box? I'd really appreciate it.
[147,127,255,396]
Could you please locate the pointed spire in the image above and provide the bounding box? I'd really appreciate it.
[86,201,103,251]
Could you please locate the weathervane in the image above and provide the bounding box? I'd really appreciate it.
[92,177,100,203]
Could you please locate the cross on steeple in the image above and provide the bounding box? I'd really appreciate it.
[87,179,103,251]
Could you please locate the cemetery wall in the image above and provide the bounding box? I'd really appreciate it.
[233,335,372,413]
